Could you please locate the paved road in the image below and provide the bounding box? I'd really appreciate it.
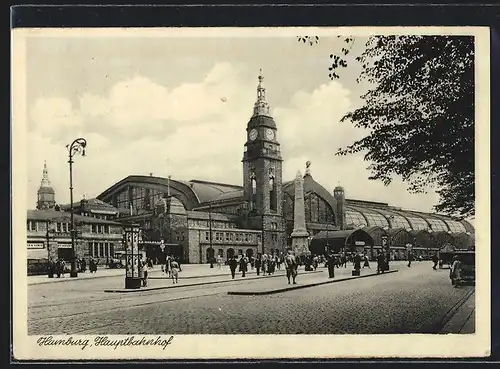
[28,261,474,335]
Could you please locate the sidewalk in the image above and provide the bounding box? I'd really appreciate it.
[28,264,255,285]
[28,261,410,286]
[440,290,475,334]
[227,268,399,295]
[104,269,324,293]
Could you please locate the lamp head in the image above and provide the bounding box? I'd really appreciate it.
[82,148,86,157]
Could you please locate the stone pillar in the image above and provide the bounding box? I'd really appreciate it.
[290,170,309,255]
[75,240,86,259]
[47,241,58,260]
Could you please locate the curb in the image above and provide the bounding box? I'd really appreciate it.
[423,287,475,334]
[28,272,127,285]
[149,269,292,280]
[104,270,324,293]
[227,269,399,296]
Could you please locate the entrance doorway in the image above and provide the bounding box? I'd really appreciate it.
[57,248,73,262]
[206,247,215,263]
[246,248,254,258]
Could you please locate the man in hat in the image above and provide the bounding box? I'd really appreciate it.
[450,255,462,288]
[284,249,298,284]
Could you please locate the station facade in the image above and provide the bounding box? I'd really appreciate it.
[27,74,475,267]
[93,73,475,263]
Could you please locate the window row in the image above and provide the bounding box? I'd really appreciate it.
[209,231,258,243]
[91,224,110,234]
[88,242,115,258]
[188,219,238,229]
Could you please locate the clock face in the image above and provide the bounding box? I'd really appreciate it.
[249,129,258,141]
[266,128,275,140]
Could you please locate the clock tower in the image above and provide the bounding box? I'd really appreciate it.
[242,71,284,255]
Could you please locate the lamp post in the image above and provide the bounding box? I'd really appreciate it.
[46,220,56,277]
[208,201,214,268]
[66,137,87,278]
[381,235,389,271]
[325,215,329,255]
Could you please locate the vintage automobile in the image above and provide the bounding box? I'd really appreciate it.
[451,251,475,285]
[438,243,456,269]
[108,251,127,269]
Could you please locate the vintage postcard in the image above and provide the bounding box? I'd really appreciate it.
[12,26,490,360]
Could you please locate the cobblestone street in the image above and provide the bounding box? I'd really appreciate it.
[28,261,474,335]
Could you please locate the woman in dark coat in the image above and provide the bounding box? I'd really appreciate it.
[255,255,262,276]
[239,256,249,277]
[228,256,238,279]
[353,253,362,271]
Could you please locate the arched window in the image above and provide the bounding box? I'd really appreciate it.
[269,168,277,211]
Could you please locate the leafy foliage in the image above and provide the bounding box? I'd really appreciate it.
[298,35,475,218]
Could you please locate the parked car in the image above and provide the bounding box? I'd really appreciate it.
[453,251,475,285]
[108,251,126,269]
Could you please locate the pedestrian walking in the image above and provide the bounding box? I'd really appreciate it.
[363,254,370,269]
[353,253,362,273]
[407,252,413,267]
[326,253,335,278]
[255,255,262,276]
[432,253,439,270]
[228,256,238,279]
[450,255,462,288]
[239,255,249,277]
[284,249,298,284]
[376,252,385,274]
[312,255,319,271]
[140,258,148,287]
[170,259,180,284]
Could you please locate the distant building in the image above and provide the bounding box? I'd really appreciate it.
[27,164,123,273]
[92,72,475,263]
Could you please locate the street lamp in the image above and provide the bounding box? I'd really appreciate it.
[208,201,214,268]
[66,137,87,278]
[46,220,56,278]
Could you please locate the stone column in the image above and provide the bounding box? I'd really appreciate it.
[290,170,309,255]
[47,241,58,260]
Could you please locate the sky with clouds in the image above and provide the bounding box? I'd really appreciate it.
[25,33,443,213]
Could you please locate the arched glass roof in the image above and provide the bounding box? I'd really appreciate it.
[425,218,449,232]
[345,208,368,227]
[404,215,429,231]
[444,220,467,233]
[370,208,411,229]
[349,206,389,228]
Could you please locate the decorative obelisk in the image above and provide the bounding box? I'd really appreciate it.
[290,170,310,255]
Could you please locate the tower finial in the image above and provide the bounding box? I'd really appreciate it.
[253,69,270,117]
[40,161,51,187]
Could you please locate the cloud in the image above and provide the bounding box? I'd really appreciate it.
[27,61,441,214]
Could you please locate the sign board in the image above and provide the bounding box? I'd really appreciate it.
[57,243,73,249]
[27,242,45,249]
[355,241,365,246]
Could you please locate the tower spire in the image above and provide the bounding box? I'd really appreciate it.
[253,69,270,117]
[40,160,51,187]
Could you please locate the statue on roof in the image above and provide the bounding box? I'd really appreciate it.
[305,161,311,177]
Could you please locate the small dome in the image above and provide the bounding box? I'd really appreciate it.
[334,185,344,191]
[38,187,55,195]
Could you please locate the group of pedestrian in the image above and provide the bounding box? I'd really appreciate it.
[47,258,66,278]
[161,255,182,284]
